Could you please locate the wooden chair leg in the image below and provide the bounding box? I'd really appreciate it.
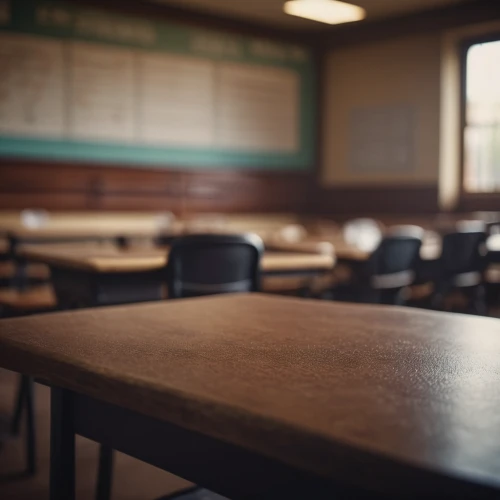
[96,445,114,500]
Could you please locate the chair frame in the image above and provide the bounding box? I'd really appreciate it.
[167,233,264,299]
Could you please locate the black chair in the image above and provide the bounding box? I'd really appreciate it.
[357,226,423,305]
[328,226,423,305]
[97,234,263,500]
[431,222,488,314]
[167,234,264,299]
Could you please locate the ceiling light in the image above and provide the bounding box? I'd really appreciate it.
[284,0,366,25]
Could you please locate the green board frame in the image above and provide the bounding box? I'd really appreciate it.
[0,0,316,170]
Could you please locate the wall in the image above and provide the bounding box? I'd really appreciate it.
[0,0,316,214]
[318,34,442,214]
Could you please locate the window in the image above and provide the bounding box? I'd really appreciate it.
[463,37,500,193]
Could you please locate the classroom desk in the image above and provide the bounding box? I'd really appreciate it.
[20,246,335,307]
[1,294,500,499]
[329,232,442,262]
[296,231,500,263]
[1,224,181,254]
[1,221,182,289]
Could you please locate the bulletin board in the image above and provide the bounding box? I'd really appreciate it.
[349,105,415,173]
[0,0,316,170]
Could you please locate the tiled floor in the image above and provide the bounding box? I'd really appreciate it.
[0,368,192,500]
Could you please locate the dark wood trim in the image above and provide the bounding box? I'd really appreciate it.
[312,184,440,216]
[0,158,312,214]
[316,0,500,49]
[0,158,441,216]
[458,31,500,211]
[458,193,500,212]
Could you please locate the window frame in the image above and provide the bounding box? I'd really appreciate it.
[459,32,500,212]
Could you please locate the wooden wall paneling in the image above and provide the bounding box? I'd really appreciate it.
[0,192,90,211]
[459,193,500,213]
[87,167,184,212]
[182,171,312,214]
[0,159,313,214]
[313,184,440,216]
[0,161,92,192]
[0,159,184,212]
[0,160,92,210]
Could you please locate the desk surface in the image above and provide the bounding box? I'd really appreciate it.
[0,212,182,239]
[1,294,500,497]
[329,233,442,261]
[2,224,175,240]
[267,232,441,262]
[20,245,335,273]
[307,232,499,262]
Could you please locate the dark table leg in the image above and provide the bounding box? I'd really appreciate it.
[26,377,36,475]
[96,445,114,500]
[10,375,37,475]
[10,375,27,436]
[7,237,27,291]
[50,387,75,500]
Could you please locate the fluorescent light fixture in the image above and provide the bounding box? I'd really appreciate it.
[284,0,366,25]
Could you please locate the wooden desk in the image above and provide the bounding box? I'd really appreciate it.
[328,233,442,262]
[324,230,500,263]
[1,217,180,290]
[266,232,441,263]
[20,246,335,307]
[1,294,500,499]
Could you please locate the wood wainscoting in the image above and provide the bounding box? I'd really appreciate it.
[0,159,443,216]
[313,184,440,216]
[0,159,313,215]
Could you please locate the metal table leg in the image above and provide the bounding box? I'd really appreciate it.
[50,387,75,500]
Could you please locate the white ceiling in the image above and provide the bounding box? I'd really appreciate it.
[153,0,475,30]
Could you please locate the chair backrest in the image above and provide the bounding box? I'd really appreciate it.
[371,235,423,274]
[365,233,423,289]
[167,233,264,299]
[440,228,487,277]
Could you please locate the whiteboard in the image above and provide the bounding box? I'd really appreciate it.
[0,0,315,170]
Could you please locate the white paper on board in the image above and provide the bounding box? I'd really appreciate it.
[68,41,136,142]
[0,32,65,138]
